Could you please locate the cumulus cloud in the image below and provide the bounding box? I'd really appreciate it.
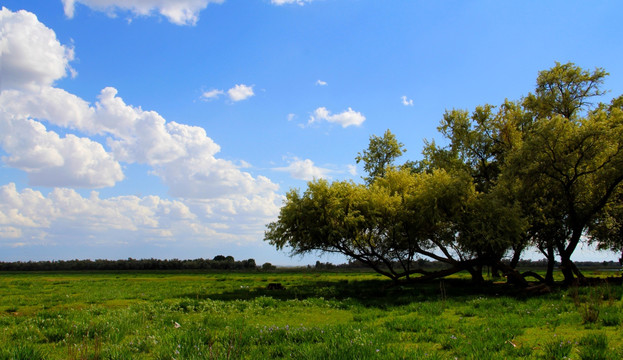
[0,180,280,247]
[0,10,122,188]
[0,7,76,91]
[347,164,357,176]
[0,182,205,244]
[315,79,328,86]
[273,158,331,181]
[308,107,366,128]
[0,88,95,131]
[0,8,282,249]
[401,95,414,106]
[0,114,124,188]
[227,84,254,102]
[200,89,224,101]
[61,0,225,26]
[271,0,313,5]
[199,84,255,103]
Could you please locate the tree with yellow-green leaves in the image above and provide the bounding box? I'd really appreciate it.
[265,63,623,286]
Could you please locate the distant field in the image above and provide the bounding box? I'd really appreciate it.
[0,270,622,359]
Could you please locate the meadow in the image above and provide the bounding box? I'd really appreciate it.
[0,270,622,359]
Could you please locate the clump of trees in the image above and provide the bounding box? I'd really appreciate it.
[0,256,257,271]
[265,62,623,286]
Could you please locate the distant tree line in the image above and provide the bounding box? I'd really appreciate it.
[0,256,258,271]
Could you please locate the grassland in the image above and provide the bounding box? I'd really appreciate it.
[0,270,622,359]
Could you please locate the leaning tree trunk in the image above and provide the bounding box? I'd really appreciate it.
[509,246,523,270]
[557,245,579,285]
[557,229,586,285]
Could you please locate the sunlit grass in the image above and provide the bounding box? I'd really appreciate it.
[0,270,622,359]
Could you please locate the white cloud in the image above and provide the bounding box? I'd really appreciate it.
[287,113,296,121]
[0,114,124,188]
[315,79,328,86]
[96,87,190,165]
[227,84,255,102]
[200,89,224,101]
[273,158,331,181]
[0,180,281,248]
[238,160,252,168]
[401,95,414,106]
[91,87,278,201]
[0,8,282,249]
[309,107,366,128]
[347,164,357,176]
[271,0,313,5]
[0,11,122,189]
[61,0,225,26]
[0,7,76,91]
[0,182,203,244]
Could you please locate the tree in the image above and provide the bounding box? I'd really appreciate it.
[265,62,622,286]
[265,164,512,283]
[355,130,405,183]
[510,93,623,284]
[589,188,623,264]
[419,101,531,282]
[523,62,608,120]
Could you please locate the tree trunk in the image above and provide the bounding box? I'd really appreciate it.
[468,265,485,284]
[559,253,576,285]
[570,261,585,282]
[544,245,555,286]
[490,264,501,279]
[558,229,584,285]
[496,261,529,287]
[510,246,523,269]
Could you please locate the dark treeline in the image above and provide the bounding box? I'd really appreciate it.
[312,259,621,271]
[0,256,617,272]
[0,256,258,271]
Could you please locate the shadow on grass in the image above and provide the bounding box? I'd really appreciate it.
[179,276,546,307]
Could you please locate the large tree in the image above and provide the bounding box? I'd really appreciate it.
[508,65,623,284]
[419,101,532,280]
[265,63,622,286]
[266,129,527,283]
[264,167,487,283]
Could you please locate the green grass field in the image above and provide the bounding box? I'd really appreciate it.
[0,270,622,359]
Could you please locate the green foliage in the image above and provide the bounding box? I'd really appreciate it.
[589,186,623,259]
[266,62,623,285]
[524,62,608,120]
[355,129,405,183]
[265,168,484,281]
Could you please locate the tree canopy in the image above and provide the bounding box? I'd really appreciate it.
[265,62,623,285]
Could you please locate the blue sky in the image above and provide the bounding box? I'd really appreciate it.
[1,0,622,265]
